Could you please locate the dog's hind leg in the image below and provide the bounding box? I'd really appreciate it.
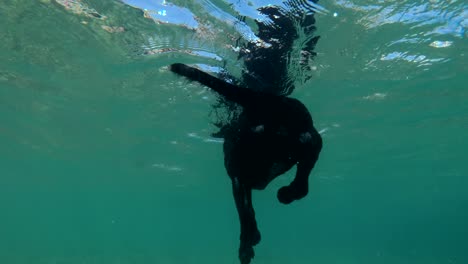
[230,176,261,264]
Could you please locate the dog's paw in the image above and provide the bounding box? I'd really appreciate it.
[277,184,308,204]
[277,186,294,204]
[239,243,255,264]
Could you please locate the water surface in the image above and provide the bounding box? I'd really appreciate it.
[0,0,467,263]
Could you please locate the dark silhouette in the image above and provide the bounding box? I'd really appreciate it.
[169,63,322,264]
[238,5,320,95]
[169,2,322,263]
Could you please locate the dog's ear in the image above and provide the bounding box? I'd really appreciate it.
[169,63,259,107]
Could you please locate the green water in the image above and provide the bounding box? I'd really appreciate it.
[1,0,467,263]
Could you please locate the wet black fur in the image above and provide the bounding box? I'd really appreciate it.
[169,63,322,264]
[169,2,322,264]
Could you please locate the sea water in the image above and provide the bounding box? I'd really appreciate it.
[0,0,467,263]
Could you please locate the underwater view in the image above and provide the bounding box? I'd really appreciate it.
[0,0,467,263]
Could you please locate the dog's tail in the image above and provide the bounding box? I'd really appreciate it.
[169,63,258,106]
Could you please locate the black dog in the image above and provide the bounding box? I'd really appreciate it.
[169,63,322,264]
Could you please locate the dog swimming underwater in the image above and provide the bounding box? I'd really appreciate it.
[169,63,322,264]
[169,1,323,263]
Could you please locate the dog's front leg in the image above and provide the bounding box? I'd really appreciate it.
[231,176,261,264]
[278,131,322,204]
